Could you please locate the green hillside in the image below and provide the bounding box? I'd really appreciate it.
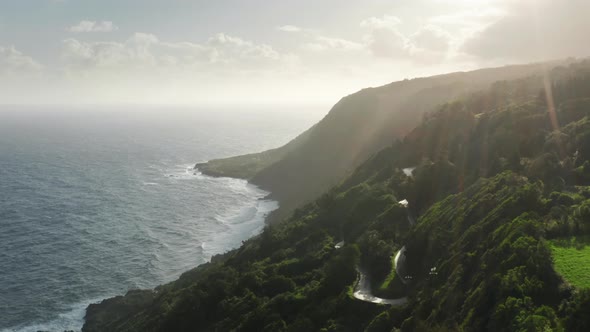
[84,59,590,331]
[197,60,573,223]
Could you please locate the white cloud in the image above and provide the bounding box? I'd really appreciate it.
[359,15,453,63]
[303,36,364,52]
[206,33,282,63]
[278,26,364,54]
[282,15,452,63]
[461,0,590,61]
[278,25,302,33]
[61,32,285,71]
[0,32,302,105]
[62,36,155,68]
[68,21,118,33]
[411,25,452,53]
[362,25,408,58]
[0,46,42,74]
[360,15,402,30]
[429,8,505,27]
[0,46,44,103]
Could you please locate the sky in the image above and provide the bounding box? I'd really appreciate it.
[0,0,589,105]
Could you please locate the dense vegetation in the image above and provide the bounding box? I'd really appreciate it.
[85,59,590,331]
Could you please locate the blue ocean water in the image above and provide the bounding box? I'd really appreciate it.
[0,106,322,331]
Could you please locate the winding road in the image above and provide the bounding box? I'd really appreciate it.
[352,268,408,305]
[352,242,410,304]
[350,166,416,305]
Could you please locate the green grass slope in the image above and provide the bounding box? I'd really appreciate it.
[550,237,590,289]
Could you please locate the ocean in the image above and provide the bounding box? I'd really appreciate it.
[0,105,323,331]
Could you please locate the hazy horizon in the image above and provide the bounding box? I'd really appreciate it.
[2,0,589,105]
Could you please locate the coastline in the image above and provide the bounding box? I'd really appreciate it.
[192,163,229,179]
[80,168,277,332]
[0,105,319,332]
[194,163,280,217]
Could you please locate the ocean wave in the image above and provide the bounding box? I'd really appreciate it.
[0,296,107,332]
[0,107,314,331]
[1,164,276,331]
[202,198,278,259]
[163,164,204,181]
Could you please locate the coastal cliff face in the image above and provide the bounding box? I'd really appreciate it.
[197,60,573,224]
[86,59,590,331]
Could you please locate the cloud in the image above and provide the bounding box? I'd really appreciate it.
[278,25,302,33]
[359,15,452,63]
[61,32,287,74]
[429,8,505,27]
[68,20,118,33]
[0,46,43,74]
[278,25,364,53]
[62,35,157,68]
[274,15,456,66]
[26,31,308,105]
[360,15,402,30]
[461,0,590,61]
[411,25,452,53]
[303,36,364,52]
[206,33,282,63]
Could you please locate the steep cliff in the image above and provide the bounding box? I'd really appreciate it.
[198,60,573,223]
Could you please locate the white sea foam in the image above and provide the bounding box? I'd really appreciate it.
[202,198,278,260]
[1,297,107,332]
[3,174,278,332]
[164,164,205,181]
